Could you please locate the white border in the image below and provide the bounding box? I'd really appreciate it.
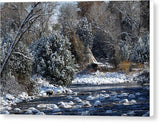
[0,0,158,122]
[150,0,154,117]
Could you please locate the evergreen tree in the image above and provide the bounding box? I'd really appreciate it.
[76,17,94,49]
[30,32,76,86]
[131,33,149,63]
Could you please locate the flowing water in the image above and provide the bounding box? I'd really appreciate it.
[9,83,149,116]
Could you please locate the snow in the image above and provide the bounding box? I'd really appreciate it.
[13,108,21,112]
[86,93,110,101]
[119,99,129,103]
[118,93,128,97]
[35,77,73,96]
[0,76,74,114]
[0,92,34,114]
[37,104,60,111]
[58,101,72,108]
[74,97,82,103]
[128,94,136,98]
[94,100,102,107]
[5,94,15,100]
[72,72,133,85]
[81,100,92,107]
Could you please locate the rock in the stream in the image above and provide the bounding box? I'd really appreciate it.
[5,94,15,100]
[1,110,10,114]
[51,104,60,111]
[65,89,73,94]
[128,111,135,115]
[128,94,136,98]
[135,92,141,96]
[119,99,129,104]
[66,95,73,99]
[81,111,89,115]
[25,109,33,114]
[130,99,137,104]
[118,93,128,97]
[46,89,54,96]
[86,95,94,100]
[142,111,149,117]
[94,100,102,107]
[58,101,72,108]
[74,97,82,103]
[105,110,113,114]
[14,108,21,112]
[81,101,92,107]
[37,104,60,111]
[25,107,40,114]
[35,112,45,115]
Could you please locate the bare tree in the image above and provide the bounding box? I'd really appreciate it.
[0,2,41,75]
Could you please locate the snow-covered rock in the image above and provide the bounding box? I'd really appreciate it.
[119,99,129,104]
[74,97,82,103]
[37,104,60,111]
[58,101,72,108]
[13,108,21,112]
[66,95,73,99]
[135,92,141,96]
[94,100,102,107]
[65,89,73,94]
[51,104,60,111]
[130,99,137,104]
[118,93,128,97]
[128,94,136,98]
[5,94,15,100]
[35,112,45,115]
[1,110,10,114]
[128,111,135,115]
[25,107,40,114]
[25,109,33,114]
[105,110,113,114]
[86,95,94,100]
[35,77,72,97]
[142,111,149,117]
[81,101,92,107]
[81,111,89,115]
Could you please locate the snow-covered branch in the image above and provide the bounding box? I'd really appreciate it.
[0,2,41,75]
[12,52,33,61]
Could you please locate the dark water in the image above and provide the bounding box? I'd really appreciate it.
[9,83,149,116]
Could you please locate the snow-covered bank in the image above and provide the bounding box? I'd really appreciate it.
[0,76,73,114]
[72,71,135,85]
[0,92,34,114]
[35,77,73,97]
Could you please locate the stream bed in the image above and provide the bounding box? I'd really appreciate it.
[9,82,149,116]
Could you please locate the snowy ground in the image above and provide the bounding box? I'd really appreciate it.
[72,71,137,85]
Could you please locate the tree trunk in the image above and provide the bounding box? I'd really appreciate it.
[70,31,97,70]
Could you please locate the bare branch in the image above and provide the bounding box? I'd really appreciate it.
[12,52,33,61]
[0,2,40,75]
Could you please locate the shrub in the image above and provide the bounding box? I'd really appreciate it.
[30,32,76,86]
